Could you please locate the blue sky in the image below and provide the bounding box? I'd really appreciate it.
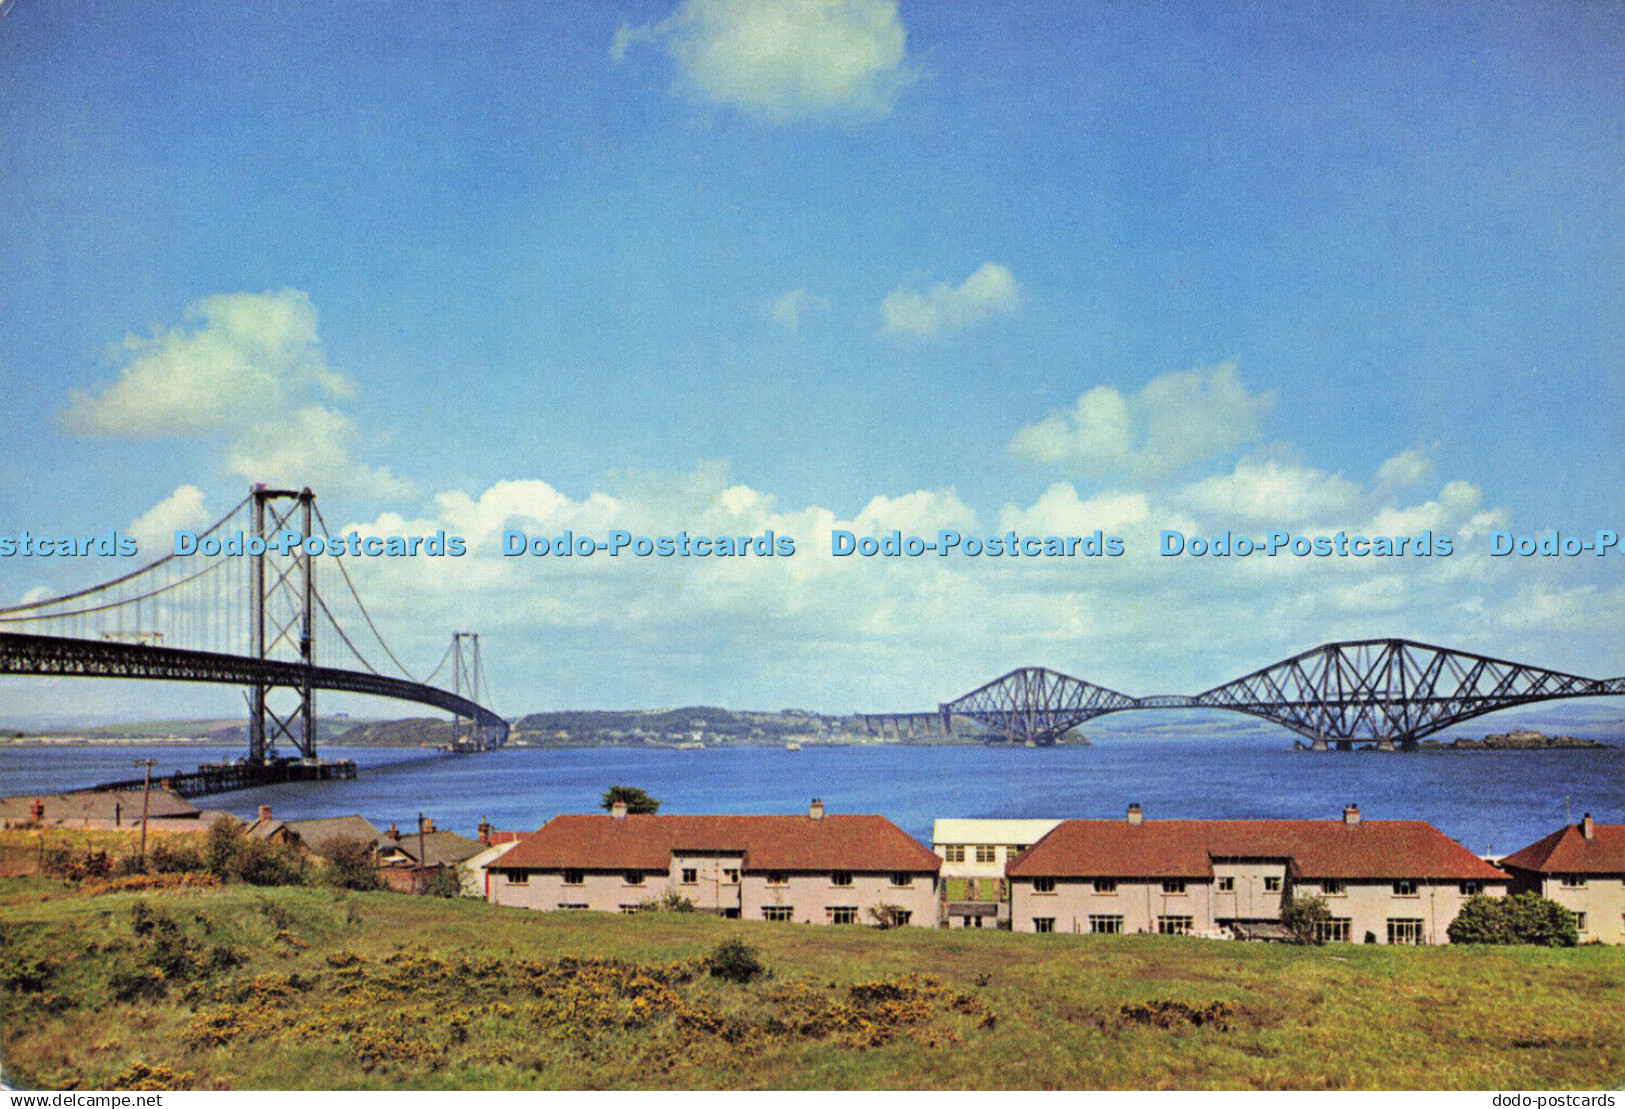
[1,0,1621,719]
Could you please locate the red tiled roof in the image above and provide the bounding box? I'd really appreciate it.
[491,813,940,874]
[1006,819,1506,882]
[1500,823,1625,875]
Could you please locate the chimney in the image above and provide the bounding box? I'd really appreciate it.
[810,798,825,821]
[422,817,436,834]
[30,797,44,823]
[1581,813,1594,840]
[478,818,492,845]
[1343,803,1361,826]
[1126,803,1143,826]
[386,822,401,841]
[258,804,273,823]
[611,800,628,820]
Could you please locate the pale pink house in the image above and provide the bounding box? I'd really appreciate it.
[1007,804,1508,944]
[1499,815,1624,944]
[486,800,940,926]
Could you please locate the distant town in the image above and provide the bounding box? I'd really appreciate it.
[1,709,1615,750]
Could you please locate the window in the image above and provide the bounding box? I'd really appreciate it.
[975,845,998,864]
[762,905,793,922]
[624,871,644,886]
[563,869,584,886]
[831,871,853,887]
[558,903,588,911]
[1321,880,1345,896]
[680,868,698,885]
[1216,877,1235,892]
[891,910,913,926]
[619,905,639,915]
[1314,918,1352,943]
[1392,879,1418,896]
[943,845,965,863]
[1387,918,1425,945]
[723,868,739,884]
[1264,876,1282,893]
[1157,915,1195,935]
[1088,914,1124,935]
[1032,877,1056,894]
[1093,878,1117,894]
[827,906,858,925]
[1162,879,1187,895]
[766,871,788,886]
[1458,881,1484,896]
[1575,912,1588,934]
[890,872,913,887]
[1013,844,1030,853]
[1560,875,1587,889]
[508,870,529,886]
[1032,917,1056,934]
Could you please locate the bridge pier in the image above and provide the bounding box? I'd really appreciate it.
[1336,740,1353,752]
[1310,737,1329,752]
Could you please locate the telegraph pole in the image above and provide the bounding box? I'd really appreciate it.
[135,758,157,866]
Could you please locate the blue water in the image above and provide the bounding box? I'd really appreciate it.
[3,737,1620,858]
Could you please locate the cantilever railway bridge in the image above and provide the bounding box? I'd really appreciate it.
[862,639,1625,749]
[0,487,507,786]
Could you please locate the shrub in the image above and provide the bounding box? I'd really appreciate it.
[423,866,462,898]
[1449,892,1579,946]
[318,836,381,891]
[867,903,911,930]
[150,839,206,874]
[204,817,246,880]
[1280,893,1332,945]
[111,853,149,879]
[706,938,764,984]
[234,838,307,887]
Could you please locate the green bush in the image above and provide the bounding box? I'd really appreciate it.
[204,817,246,880]
[150,840,206,874]
[1280,893,1332,944]
[706,937,765,984]
[318,836,381,891]
[423,866,462,898]
[233,838,307,887]
[1449,892,1578,946]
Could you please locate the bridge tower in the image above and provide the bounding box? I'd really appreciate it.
[249,486,317,762]
[451,632,483,750]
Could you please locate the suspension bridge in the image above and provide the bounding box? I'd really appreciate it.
[862,639,1625,749]
[0,486,507,793]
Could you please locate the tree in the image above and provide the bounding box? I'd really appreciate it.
[1449,892,1579,947]
[601,785,660,814]
[203,816,246,880]
[1280,893,1332,945]
[318,836,381,891]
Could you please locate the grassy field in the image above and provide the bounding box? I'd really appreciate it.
[1,878,1621,1091]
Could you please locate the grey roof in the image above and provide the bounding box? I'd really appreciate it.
[381,829,485,868]
[0,789,198,825]
[250,814,383,853]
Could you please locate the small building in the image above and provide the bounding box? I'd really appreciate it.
[1499,814,1624,944]
[486,799,940,926]
[245,807,383,855]
[1007,804,1508,943]
[375,818,485,893]
[0,789,199,830]
[932,818,1063,927]
[462,822,528,898]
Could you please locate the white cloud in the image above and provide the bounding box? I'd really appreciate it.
[61,290,409,500]
[614,0,913,123]
[1180,459,1363,524]
[769,287,824,332]
[1009,363,1274,481]
[127,485,212,553]
[880,262,1021,340]
[1374,448,1434,490]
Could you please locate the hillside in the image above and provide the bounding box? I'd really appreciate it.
[0,880,1618,1090]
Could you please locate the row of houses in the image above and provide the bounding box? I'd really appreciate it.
[480,800,1624,945]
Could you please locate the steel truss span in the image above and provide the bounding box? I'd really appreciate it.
[870,639,1624,748]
